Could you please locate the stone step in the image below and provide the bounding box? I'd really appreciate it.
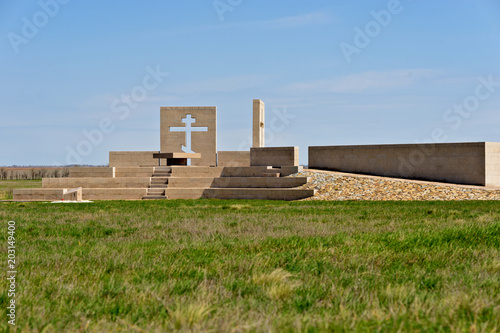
[150,179,169,184]
[163,188,207,199]
[149,184,169,188]
[169,166,224,178]
[221,166,303,177]
[262,173,280,177]
[168,177,215,188]
[211,177,310,189]
[155,167,172,171]
[147,189,165,195]
[142,195,168,200]
[203,188,316,201]
[152,173,171,177]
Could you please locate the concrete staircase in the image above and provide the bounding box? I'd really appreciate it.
[205,166,315,200]
[142,167,171,200]
[13,165,316,201]
[143,166,315,201]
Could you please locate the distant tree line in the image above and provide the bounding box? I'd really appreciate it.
[0,168,70,180]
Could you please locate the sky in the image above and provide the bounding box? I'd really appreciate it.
[1,0,500,166]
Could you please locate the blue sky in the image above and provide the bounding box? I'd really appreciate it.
[1,0,499,166]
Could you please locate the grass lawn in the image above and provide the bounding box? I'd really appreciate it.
[0,180,41,200]
[0,199,499,332]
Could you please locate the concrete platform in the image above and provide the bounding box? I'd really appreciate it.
[169,166,224,178]
[13,188,148,201]
[211,177,310,188]
[42,177,151,188]
[115,167,155,178]
[164,188,207,199]
[167,178,215,188]
[203,188,316,201]
[69,167,115,178]
[220,166,303,177]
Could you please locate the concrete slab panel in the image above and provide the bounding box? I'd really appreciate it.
[161,107,217,166]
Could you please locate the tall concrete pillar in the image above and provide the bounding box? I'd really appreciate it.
[253,99,265,148]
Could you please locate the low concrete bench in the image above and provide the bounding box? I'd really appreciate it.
[153,152,201,166]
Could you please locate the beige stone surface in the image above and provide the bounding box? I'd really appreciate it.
[203,188,316,201]
[109,151,159,167]
[253,99,265,148]
[211,177,309,188]
[217,151,251,167]
[485,142,500,187]
[167,178,215,188]
[308,143,497,186]
[83,188,147,200]
[114,167,155,178]
[14,188,147,201]
[160,107,217,166]
[62,187,82,201]
[13,189,64,201]
[43,177,151,189]
[163,188,207,199]
[250,147,299,167]
[170,166,224,178]
[221,166,277,177]
[280,166,303,176]
[69,167,115,178]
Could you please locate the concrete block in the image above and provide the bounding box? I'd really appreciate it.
[203,188,316,201]
[253,99,265,148]
[211,177,309,188]
[163,188,206,199]
[308,142,494,186]
[13,189,64,201]
[250,147,299,167]
[82,188,147,200]
[69,167,115,178]
[221,166,274,177]
[280,166,303,176]
[43,177,151,189]
[62,187,82,201]
[217,151,251,167]
[109,151,159,167]
[161,106,217,166]
[168,178,215,188]
[114,167,155,178]
[170,166,224,178]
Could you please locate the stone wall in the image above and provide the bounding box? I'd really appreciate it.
[160,107,217,166]
[109,151,159,167]
[308,142,500,187]
[250,147,299,167]
[485,143,500,187]
[217,151,250,167]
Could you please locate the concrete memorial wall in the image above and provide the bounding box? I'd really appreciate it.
[160,106,217,166]
[309,142,500,187]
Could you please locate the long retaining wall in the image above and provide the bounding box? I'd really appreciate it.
[309,142,500,187]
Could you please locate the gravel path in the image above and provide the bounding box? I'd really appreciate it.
[290,169,500,201]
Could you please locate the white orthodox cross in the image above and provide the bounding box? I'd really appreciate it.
[170,114,208,164]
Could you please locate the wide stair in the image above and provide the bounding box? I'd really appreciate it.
[140,166,316,201]
[142,167,171,200]
[204,166,315,200]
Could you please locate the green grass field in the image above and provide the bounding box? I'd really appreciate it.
[0,180,41,200]
[1,198,499,332]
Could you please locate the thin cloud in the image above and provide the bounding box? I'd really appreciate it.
[255,11,332,29]
[286,69,442,94]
